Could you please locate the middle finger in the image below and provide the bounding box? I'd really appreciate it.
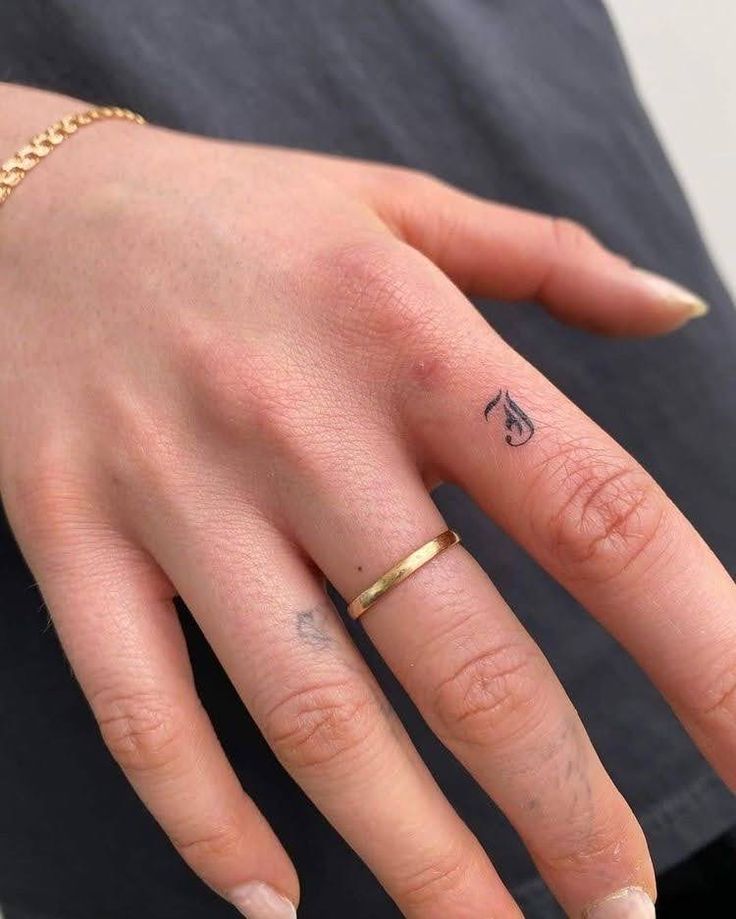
[412,294,736,792]
[130,487,519,918]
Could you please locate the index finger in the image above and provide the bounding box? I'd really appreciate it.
[408,295,736,790]
[320,160,709,337]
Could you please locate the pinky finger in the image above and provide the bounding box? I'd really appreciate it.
[4,489,299,919]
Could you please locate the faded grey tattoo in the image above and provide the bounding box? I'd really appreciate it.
[484,389,534,446]
[293,603,401,734]
[295,604,334,651]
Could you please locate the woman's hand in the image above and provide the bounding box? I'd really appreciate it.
[0,85,731,919]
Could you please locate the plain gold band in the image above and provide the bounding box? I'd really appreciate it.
[347,529,461,621]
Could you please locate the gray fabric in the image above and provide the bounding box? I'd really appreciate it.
[1,2,735,917]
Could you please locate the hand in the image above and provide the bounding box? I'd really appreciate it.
[1,85,730,919]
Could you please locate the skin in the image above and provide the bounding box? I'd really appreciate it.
[0,82,733,918]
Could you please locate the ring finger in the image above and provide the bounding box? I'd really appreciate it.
[286,437,655,918]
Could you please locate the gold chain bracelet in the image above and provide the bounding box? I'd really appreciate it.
[0,105,146,208]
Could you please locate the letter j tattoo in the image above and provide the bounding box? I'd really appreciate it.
[484,389,535,446]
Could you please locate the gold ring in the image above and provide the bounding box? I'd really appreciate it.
[347,529,461,621]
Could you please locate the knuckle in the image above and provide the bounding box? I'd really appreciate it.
[549,216,599,256]
[533,441,665,582]
[93,688,184,775]
[402,345,458,402]
[5,443,88,537]
[686,653,736,725]
[172,316,314,450]
[263,678,380,773]
[98,389,185,495]
[395,845,471,910]
[370,166,462,263]
[317,238,437,351]
[366,163,445,216]
[431,642,546,747]
[375,164,440,197]
[172,821,245,864]
[173,317,235,392]
[174,318,249,401]
[537,818,628,876]
[174,319,270,417]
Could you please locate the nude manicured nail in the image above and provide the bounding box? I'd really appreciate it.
[229,881,297,919]
[585,886,655,918]
[635,268,709,318]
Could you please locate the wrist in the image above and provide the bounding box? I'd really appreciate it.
[0,84,152,243]
[0,82,90,151]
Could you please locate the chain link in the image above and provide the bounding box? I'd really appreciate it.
[0,106,146,207]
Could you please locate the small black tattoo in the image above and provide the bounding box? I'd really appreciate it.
[484,389,534,446]
[296,605,334,651]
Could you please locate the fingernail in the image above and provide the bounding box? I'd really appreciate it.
[229,881,297,919]
[585,886,655,918]
[635,269,709,318]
